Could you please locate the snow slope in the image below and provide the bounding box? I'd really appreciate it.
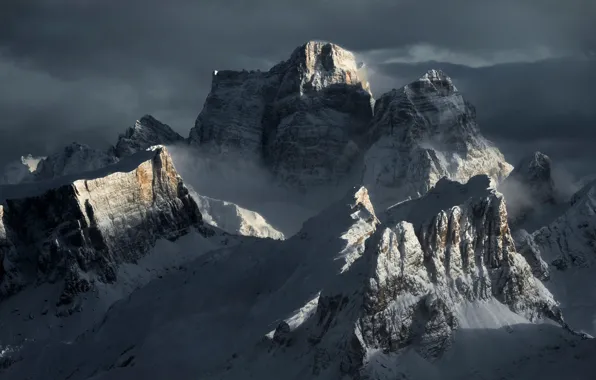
[0,180,585,380]
[191,191,284,240]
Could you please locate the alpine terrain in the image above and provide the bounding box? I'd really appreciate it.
[0,41,594,380]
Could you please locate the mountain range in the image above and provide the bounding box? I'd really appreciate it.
[0,41,594,379]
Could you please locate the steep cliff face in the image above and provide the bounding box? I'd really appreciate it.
[0,146,208,306]
[33,142,118,181]
[363,70,512,207]
[113,115,185,157]
[303,175,562,376]
[0,182,576,380]
[189,40,374,187]
[379,175,560,322]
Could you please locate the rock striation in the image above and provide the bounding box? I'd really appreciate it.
[362,69,513,208]
[243,177,563,377]
[0,146,208,306]
[189,40,374,187]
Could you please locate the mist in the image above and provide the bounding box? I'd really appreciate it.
[167,145,355,236]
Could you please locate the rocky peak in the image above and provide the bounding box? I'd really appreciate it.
[363,69,512,208]
[113,114,185,157]
[500,151,559,230]
[417,69,458,94]
[0,146,209,307]
[189,41,374,187]
[33,142,119,181]
[508,152,555,191]
[283,40,371,94]
[251,178,562,376]
[356,176,560,362]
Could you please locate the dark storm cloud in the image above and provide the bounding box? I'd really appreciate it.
[0,0,595,176]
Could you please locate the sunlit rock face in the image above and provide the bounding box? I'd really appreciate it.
[0,146,208,306]
[363,69,512,208]
[189,40,374,187]
[242,178,561,378]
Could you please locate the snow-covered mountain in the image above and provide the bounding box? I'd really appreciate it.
[0,116,283,240]
[0,147,213,308]
[499,151,564,231]
[1,40,595,380]
[191,191,284,240]
[517,179,596,334]
[0,178,585,380]
[190,41,374,187]
[363,69,513,208]
[33,142,119,181]
[112,115,185,158]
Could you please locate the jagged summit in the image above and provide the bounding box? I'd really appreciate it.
[500,151,561,230]
[283,40,372,94]
[515,151,553,179]
[363,68,512,207]
[33,141,118,181]
[506,151,557,203]
[419,69,457,92]
[189,40,374,187]
[113,114,185,157]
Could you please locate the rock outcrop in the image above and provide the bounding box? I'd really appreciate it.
[381,175,560,324]
[500,151,560,229]
[0,146,208,306]
[0,180,573,380]
[33,142,118,181]
[362,69,513,208]
[112,114,185,157]
[245,177,562,377]
[189,40,374,187]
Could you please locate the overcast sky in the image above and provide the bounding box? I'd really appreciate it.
[1,0,595,176]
